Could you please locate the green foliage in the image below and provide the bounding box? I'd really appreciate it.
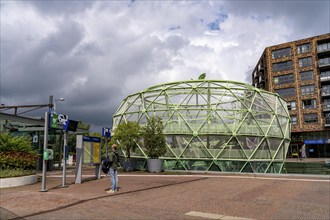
[0,169,36,178]
[78,121,91,131]
[0,132,38,171]
[0,151,38,170]
[142,116,167,159]
[0,132,36,153]
[111,121,141,158]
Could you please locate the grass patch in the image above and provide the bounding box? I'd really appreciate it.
[0,169,36,178]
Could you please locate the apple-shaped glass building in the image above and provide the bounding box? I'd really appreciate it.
[112,80,291,173]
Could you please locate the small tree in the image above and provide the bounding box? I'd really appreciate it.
[142,116,167,159]
[111,121,141,158]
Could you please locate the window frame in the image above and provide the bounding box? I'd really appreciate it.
[303,113,318,124]
[287,101,297,111]
[273,74,294,85]
[272,61,293,72]
[301,85,315,96]
[298,57,312,68]
[299,71,314,81]
[271,47,292,59]
[302,99,317,109]
[291,116,298,125]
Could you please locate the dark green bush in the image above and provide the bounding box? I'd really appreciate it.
[0,132,38,171]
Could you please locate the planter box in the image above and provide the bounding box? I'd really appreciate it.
[121,158,137,172]
[147,159,163,173]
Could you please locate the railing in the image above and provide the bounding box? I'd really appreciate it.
[325,118,330,126]
[319,58,330,67]
[320,71,330,82]
[323,102,330,111]
[318,43,330,53]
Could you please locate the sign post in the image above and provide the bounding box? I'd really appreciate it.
[102,127,111,156]
[62,130,68,187]
[40,111,49,192]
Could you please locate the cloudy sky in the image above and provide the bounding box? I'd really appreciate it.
[1,0,329,132]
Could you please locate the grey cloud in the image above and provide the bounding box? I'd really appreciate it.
[1,20,87,102]
[225,1,329,38]
[27,0,94,15]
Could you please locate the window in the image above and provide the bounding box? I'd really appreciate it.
[317,42,330,52]
[319,57,330,66]
[297,43,311,54]
[272,61,293,72]
[300,71,314,81]
[301,85,315,95]
[287,101,297,111]
[302,99,316,109]
[298,57,312,67]
[273,74,294,85]
[272,48,292,59]
[275,87,296,98]
[303,113,318,124]
[291,116,298,125]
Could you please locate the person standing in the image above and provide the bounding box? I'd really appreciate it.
[301,144,306,160]
[107,144,119,193]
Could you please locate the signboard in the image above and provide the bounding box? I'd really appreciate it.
[304,139,325,145]
[32,135,38,143]
[82,136,101,164]
[64,120,78,132]
[102,127,111,137]
[49,113,59,128]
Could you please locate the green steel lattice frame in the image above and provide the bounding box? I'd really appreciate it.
[112,80,291,173]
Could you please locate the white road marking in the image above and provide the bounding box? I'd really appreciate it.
[185,211,255,220]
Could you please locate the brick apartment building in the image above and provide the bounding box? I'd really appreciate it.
[252,33,330,158]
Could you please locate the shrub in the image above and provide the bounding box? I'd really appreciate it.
[0,132,38,171]
[142,116,167,159]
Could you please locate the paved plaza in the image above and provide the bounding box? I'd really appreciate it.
[0,168,329,220]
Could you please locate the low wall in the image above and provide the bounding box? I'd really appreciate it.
[0,175,38,188]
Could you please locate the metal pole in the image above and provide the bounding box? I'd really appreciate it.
[41,111,49,192]
[105,137,108,157]
[62,131,68,187]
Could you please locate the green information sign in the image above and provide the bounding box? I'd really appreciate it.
[50,113,58,128]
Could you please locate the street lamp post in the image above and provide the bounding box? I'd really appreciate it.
[54,98,65,113]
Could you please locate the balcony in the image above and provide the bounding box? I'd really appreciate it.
[323,102,330,111]
[321,86,330,97]
[320,72,330,82]
[325,117,330,127]
[318,57,330,69]
[317,43,330,56]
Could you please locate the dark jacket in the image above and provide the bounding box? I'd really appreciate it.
[108,151,119,169]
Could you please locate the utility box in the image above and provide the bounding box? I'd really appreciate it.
[43,149,54,160]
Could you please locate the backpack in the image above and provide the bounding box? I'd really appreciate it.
[102,158,111,174]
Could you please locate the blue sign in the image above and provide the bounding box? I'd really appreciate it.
[102,127,111,138]
[304,139,325,145]
[83,136,101,143]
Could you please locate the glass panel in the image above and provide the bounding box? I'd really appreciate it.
[252,139,271,159]
[272,61,293,72]
[181,137,212,158]
[217,160,245,172]
[271,47,291,59]
[217,137,246,159]
[242,163,253,173]
[251,161,269,173]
